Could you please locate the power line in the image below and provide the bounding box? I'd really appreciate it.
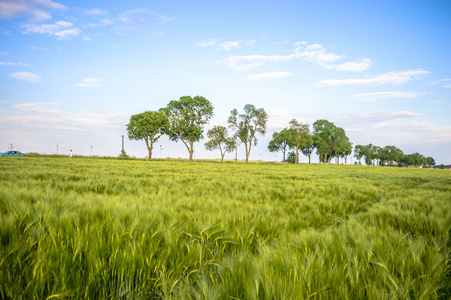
[0,127,119,138]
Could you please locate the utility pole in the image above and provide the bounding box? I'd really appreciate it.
[90,146,93,156]
[121,135,124,157]
[56,145,58,155]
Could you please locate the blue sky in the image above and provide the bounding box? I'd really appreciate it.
[1,0,450,163]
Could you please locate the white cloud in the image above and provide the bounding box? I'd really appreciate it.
[335,110,423,123]
[23,21,81,40]
[14,102,61,114]
[354,91,429,102]
[0,0,66,21]
[85,8,107,15]
[320,69,429,86]
[426,78,451,86]
[197,39,219,47]
[0,61,15,65]
[247,71,293,80]
[77,78,101,87]
[197,39,256,50]
[10,71,41,83]
[219,41,372,72]
[432,100,446,104]
[221,54,294,70]
[114,9,172,31]
[324,58,373,72]
[444,84,451,88]
[29,46,47,50]
[1,104,129,133]
[217,39,256,50]
[294,43,344,64]
[86,18,113,28]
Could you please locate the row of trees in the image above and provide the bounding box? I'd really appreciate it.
[354,144,436,167]
[268,119,352,165]
[126,96,268,162]
[126,95,436,167]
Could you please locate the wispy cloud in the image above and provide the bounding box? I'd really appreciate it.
[319,70,429,86]
[1,104,129,132]
[23,21,81,40]
[114,9,172,32]
[294,43,343,64]
[85,8,107,15]
[197,38,221,47]
[29,46,48,50]
[0,0,66,21]
[427,78,451,87]
[354,91,429,102]
[198,38,256,50]
[323,58,373,72]
[219,41,372,72]
[335,110,424,123]
[10,71,41,83]
[0,61,29,66]
[221,54,294,70]
[14,102,61,114]
[247,71,293,80]
[77,78,101,87]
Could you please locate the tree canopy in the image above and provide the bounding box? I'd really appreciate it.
[313,120,349,164]
[161,96,214,162]
[286,119,312,164]
[205,125,236,162]
[126,110,169,160]
[268,129,289,163]
[228,104,268,163]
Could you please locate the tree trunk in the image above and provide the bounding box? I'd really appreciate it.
[189,140,194,162]
[308,154,311,164]
[295,146,299,164]
[145,138,153,161]
[282,148,286,163]
[245,140,251,163]
[219,145,224,163]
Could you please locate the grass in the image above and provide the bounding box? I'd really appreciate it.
[0,157,450,299]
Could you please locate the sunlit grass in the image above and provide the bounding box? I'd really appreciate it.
[0,157,450,299]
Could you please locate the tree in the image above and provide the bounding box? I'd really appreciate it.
[286,151,296,164]
[330,127,351,164]
[126,111,169,160]
[205,125,236,162]
[313,119,346,164]
[228,104,268,163]
[380,145,403,166]
[358,144,375,165]
[286,119,312,164]
[336,139,353,165]
[354,145,364,165]
[425,156,436,168]
[162,96,214,162]
[268,129,289,163]
[313,119,335,164]
[301,142,315,164]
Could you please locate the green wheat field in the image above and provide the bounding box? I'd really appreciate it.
[0,157,450,299]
